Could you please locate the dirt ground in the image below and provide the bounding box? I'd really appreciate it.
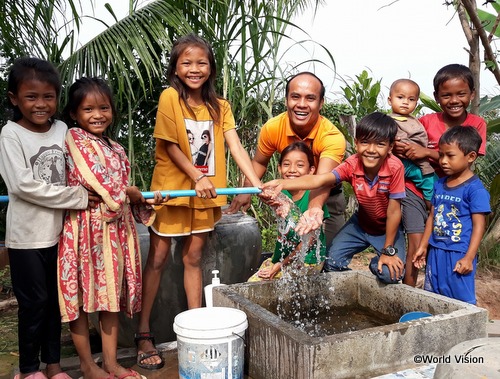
[0,254,499,378]
[350,252,500,319]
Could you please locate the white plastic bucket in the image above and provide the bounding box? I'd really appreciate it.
[173,307,248,379]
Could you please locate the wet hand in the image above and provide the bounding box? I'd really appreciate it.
[296,208,323,235]
[261,179,283,198]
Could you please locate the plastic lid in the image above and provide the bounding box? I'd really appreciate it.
[174,307,248,339]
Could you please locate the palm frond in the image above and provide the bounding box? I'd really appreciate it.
[59,1,194,103]
[0,0,84,61]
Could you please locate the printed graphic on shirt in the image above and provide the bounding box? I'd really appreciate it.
[433,201,463,242]
[185,119,214,175]
[30,144,65,184]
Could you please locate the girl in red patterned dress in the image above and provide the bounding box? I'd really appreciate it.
[57,78,162,379]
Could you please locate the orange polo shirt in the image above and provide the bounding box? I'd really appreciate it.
[257,112,346,166]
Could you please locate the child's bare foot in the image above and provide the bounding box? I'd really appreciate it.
[80,362,111,379]
[104,364,142,379]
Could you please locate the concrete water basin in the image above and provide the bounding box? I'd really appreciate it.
[213,271,487,379]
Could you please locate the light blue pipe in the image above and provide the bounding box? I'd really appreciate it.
[142,187,261,199]
[0,187,261,202]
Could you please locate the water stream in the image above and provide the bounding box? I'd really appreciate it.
[268,193,396,337]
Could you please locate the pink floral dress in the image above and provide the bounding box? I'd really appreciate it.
[58,127,155,322]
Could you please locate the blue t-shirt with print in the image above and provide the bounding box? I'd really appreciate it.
[429,176,490,253]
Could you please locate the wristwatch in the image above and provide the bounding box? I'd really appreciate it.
[381,246,398,256]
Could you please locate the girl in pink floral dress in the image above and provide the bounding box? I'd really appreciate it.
[58,78,162,379]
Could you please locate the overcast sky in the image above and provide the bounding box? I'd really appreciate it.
[78,0,498,102]
[287,0,499,101]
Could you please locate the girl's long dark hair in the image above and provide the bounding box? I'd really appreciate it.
[166,34,221,124]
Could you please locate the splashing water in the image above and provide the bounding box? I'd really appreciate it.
[265,191,329,336]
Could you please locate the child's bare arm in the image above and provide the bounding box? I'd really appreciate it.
[307,157,341,218]
[453,213,487,275]
[262,172,336,193]
[224,129,263,188]
[259,240,305,279]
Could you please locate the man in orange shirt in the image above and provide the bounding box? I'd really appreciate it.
[226,72,347,245]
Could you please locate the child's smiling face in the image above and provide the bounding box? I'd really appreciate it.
[71,92,112,138]
[278,150,315,180]
[434,78,475,124]
[355,138,393,179]
[8,79,58,132]
[175,46,211,94]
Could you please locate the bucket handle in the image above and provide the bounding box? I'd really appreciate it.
[233,331,246,347]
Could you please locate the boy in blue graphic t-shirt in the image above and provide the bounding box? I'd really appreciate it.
[413,126,491,304]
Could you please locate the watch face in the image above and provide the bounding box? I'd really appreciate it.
[383,246,397,256]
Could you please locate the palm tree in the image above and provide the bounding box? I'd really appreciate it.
[0,0,333,245]
[1,0,330,184]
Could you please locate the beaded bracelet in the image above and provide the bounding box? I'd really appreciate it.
[195,174,207,183]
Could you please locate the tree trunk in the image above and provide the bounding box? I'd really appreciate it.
[459,0,500,86]
[456,1,481,113]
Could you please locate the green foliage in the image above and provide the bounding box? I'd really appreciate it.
[321,102,356,151]
[479,241,500,269]
[419,92,441,113]
[477,4,500,38]
[479,95,500,134]
[0,265,12,295]
[340,70,383,120]
[0,0,333,254]
[476,139,500,266]
[0,65,8,238]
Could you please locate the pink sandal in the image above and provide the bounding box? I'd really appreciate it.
[14,372,48,379]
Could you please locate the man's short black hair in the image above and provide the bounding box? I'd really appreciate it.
[285,72,325,101]
[355,112,398,144]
